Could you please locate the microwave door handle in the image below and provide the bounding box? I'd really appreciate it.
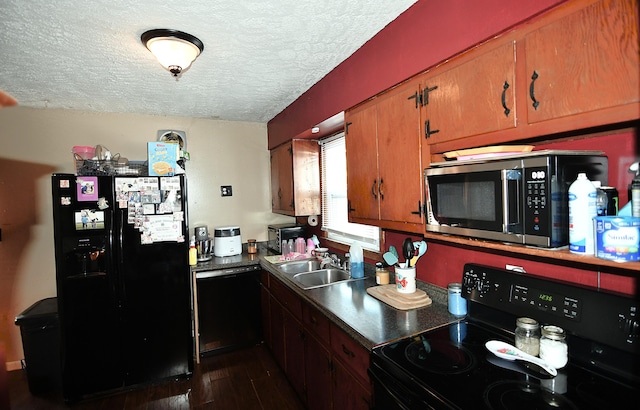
[502,170,521,233]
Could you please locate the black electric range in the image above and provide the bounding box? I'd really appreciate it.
[370,264,640,409]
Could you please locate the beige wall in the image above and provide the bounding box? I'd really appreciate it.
[0,106,294,366]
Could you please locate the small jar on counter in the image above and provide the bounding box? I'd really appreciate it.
[515,317,540,356]
[540,325,568,368]
[247,239,257,254]
[375,262,389,285]
[447,283,467,317]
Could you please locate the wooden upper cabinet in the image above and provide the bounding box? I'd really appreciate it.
[422,40,517,144]
[345,79,424,233]
[345,101,379,221]
[523,0,639,124]
[376,80,424,225]
[270,139,320,216]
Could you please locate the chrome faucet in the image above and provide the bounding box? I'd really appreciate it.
[321,253,341,269]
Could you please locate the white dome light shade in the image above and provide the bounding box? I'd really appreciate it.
[141,29,204,78]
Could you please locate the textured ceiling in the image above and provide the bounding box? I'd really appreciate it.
[0,0,417,123]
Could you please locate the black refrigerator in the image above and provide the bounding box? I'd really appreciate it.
[51,173,193,402]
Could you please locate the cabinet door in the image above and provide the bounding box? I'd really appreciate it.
[271,142,294,214]
[269,296,285,369]
[345,102,380,221]
[283,309,306,401]
[332,359,372,410]
[524,0,639,124]
[422,41,517,144]
[291,139,321,216]
[376,80,424,224]
[305,332,332,410]
[260,284,271,349]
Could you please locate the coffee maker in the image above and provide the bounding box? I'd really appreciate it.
[194,225,212,261]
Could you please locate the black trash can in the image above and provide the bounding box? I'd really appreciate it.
[14,297,61,395]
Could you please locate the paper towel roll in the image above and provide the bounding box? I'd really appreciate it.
[308,215,318,226]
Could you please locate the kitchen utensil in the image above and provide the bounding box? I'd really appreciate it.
[402,238,414,267]
[410,240,427,266]
[485,340,557,377]
[389,245,399,259]
[382,251,399,267]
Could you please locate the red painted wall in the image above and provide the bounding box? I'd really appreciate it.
[267,0,565,148]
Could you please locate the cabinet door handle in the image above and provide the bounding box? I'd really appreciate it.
[501,81,511,117]
[348,200,356,213]
[342,344,356,358]
[411,201,423,215]
[379,178,384,200]
[371,180,378,199]
[529,71,540,110]
[407,91,421,109]
[424,120,440,139]
[422,85,438,106]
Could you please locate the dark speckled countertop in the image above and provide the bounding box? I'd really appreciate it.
[192,245,459,351]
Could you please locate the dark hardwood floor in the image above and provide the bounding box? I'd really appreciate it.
[8,343,305,409]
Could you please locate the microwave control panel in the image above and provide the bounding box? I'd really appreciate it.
[523,166,550,237]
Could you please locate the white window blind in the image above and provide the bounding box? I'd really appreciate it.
[320,133,380,252]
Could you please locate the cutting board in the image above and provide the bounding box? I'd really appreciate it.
[366,284,432,310]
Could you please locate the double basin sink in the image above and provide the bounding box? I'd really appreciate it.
[277,259,363,290]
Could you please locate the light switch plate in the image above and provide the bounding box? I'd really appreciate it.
[221,186,232,197]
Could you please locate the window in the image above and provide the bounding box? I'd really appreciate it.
[320,133,380,251]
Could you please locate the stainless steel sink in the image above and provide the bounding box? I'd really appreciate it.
[292,268,354,289]
[278,259,321,274]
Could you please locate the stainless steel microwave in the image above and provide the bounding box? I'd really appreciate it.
[424,150,608,247]
[267,224,306,253]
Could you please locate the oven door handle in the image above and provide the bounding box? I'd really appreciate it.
[368,369,413,410]
[502,169,522,234]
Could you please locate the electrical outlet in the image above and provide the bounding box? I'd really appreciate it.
[221,185,232,197]
[506,264,526,273]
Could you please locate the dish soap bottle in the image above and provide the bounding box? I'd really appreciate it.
[349,243,364,279]
[189,236,197,266]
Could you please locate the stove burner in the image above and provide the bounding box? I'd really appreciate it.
[405,336,475,375]
[483,380,578,410]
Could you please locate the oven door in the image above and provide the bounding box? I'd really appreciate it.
[424,165,523,243]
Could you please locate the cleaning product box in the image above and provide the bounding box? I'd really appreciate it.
[594,216,640,262]
[148,142,179,176]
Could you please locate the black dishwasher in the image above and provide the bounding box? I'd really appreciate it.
[196,265,262,356]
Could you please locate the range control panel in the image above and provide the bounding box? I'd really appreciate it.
[461,264,639,354]
[511,283,582,321]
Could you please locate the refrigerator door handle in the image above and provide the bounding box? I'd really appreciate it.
[119,209,124,264]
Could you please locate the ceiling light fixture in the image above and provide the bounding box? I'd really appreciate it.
[141,29,204,78]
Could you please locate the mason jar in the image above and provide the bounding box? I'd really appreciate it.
[539,325,568,368]
[515,317,540,356]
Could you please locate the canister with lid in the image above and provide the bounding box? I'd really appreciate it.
[515,317,540,356]
[539,325,568,368]
[447,283,467,316]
